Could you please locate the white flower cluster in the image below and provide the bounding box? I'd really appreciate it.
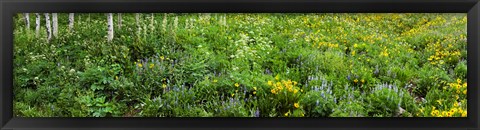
[231,33,273,60]
[28,53,46,62]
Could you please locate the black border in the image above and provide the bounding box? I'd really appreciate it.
[1,0,479,130]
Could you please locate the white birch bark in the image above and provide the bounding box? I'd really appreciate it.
[68,13,74,31]
[44,13,52,42]
[24,13,30,30]
[162,13,167,32]
[35,13,40,37]
[135,13,141,34]
[150,13,155,32]
[52,13,58,37]
[117,13,122,30]
[107,13,114,42]
[136,13,140,27]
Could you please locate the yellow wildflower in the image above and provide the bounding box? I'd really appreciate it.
[457,78,461,83]
[253,91,256,95]
[213,79,218,83]
[268,81,273,86]
[433,110,440,116]
[162,84,167,88]
[354,79,358,83]
[361,79,365,84]
[294,103,300,108]
[450,108,457,113]
[446,112,452,117]
[442,111,447,116]
[271,89,277,94]
[463,90,467,95]
[138,63,143,67]
[231,93,235,97]
[115,76,119,80]
[149,63,154,68]
[462,111,467,117]
[275,75,280,80]
[293,89,298,94]
[160,56,165,60]
[253,87,257,90]
[235,83,240,87]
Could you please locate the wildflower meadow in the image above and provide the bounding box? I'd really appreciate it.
[13,13,467,117]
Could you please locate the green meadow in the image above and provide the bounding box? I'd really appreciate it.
[13,13,467,117]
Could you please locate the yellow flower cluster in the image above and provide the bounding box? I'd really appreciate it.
[403,17,446,36]
[380,49,389,57]
[268,78,299,95]
[427,45,461,65]
[424,79,468,117]
[313,42,339,49]
[429,105,467,117]
[134,62,143,68]
[445,79,467,95]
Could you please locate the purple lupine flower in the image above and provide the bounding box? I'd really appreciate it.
[255,109,260,117]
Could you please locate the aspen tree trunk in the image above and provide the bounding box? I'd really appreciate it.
[68,13,74,31]
[117,13,122,30]
[24,13,30,30]
[135,13,141,34]
[150,13,155,32]
[35,13,40,37]
[52,13,58,37]
[107,13,114,42]
[162,13,167,32]
[44,13,52,42]
[135,13,140,27]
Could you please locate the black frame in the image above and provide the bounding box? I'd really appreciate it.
[1,0,479,130]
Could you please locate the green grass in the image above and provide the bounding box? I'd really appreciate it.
[13,13,467,117]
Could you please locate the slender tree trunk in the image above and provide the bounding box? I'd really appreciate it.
[135,13,141,34]
[136,13,140,27]
[35,13,40,37]
[162,13,167,32]
[44,13,52,42]
[52,13,58,37]
[68,13,74,31]
[107,13,114,42]
[150,13,155,32]
[24,13,30,30]
[117,13,122,30]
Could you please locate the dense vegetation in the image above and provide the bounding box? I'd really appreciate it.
[13,13,467,117]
